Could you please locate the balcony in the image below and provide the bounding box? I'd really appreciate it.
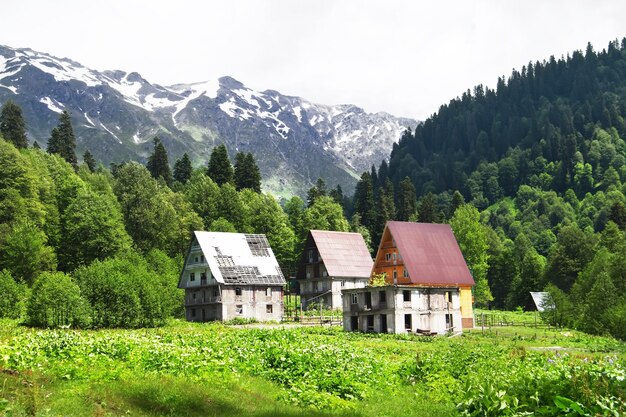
[186,296,221,305]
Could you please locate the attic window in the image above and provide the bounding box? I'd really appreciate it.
[403,269,409,278]
[235,287,242,296]
[403,290,411,302]
[190,272,195,281]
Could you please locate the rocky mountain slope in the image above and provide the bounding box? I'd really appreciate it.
[0,45,415,196]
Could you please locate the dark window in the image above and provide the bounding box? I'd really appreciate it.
[213,288,219,297]
[404,314,412,330]
[235,305,243,315]
[364,292,372,309]
[351,293,358,304]
[190,272,195,281]
[380,314,388,333]
[266,304,273,314]
[191,308,196,317]
[403,290,411,302]
[446,313,453,329]
[350,316,359,332]
[200,272,207,280]
[379,291,386,304]
[235,287,242,296]
[366,315,374,332]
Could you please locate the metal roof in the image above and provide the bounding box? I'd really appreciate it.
[384,221,475,286]
[187,231,285,286]
[309,230,373,278]
[530,292,551,312]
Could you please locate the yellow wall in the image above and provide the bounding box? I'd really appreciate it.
[459,286,473,318]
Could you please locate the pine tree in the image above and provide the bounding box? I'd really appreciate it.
[306,177,327,207]
[418,192,438,223]
[83,150,96,172]
[206,144,233,186]
[234,152,261,192]
[396,177,417,221]
[329,184,344,206]
[0,101,28,148]
[173,153,192,184]
[353,172,376,231]
[449,190,465,218]
[146,137,173,186]
[47,111,77,169]
[32,141,41,149]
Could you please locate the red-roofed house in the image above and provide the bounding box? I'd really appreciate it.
[296,230,373,310]
[342,221,475,334]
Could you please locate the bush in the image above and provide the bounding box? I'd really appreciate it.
[0,269,23,318]
[25,271,90,327]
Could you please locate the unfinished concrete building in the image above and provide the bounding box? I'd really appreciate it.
[342,221,475,334]
[296,230,373,310]
[178,231,286,322]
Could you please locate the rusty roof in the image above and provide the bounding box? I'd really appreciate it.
[384,221,474,286]
[310,230,373,278]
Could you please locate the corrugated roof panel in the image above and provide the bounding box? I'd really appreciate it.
[310,230,373,278]
[386,221,474,286]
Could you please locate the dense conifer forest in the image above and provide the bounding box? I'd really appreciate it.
[348,39,626,339]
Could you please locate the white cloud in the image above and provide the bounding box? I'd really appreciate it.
[1,0,626,119]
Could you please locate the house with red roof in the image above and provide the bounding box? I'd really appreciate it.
[342,221,475,334]
[296,230,373,310]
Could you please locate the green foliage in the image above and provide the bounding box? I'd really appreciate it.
[0,100,28,149]
[303,196,350,233]
[450,205,492,306]
[0,218,56,285]
[25,271,90,328]
[0,270,23,319]
[368,272,387,287]
[82,150,96,172]
[173,152,192,184]
[146,137,173,186]
[59,187,132,271]
[47,110,77,169]
[73,253,174,328]
[234,152,262,192]
[206,144,234,186]
[209,217,237,232]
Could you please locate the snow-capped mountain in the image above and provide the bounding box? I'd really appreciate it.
[0,45,415,196]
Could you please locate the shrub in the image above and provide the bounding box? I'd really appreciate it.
[25,271,90,327]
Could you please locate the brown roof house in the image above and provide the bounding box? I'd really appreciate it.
[178,231,286,322]
[296,230,373,310]
[342,221,475,334]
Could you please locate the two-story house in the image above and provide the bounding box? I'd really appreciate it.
[178,231,286,322]
[296,230,373,310]
[342,221,475,334]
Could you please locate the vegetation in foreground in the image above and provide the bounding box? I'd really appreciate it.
[1,319,625,416]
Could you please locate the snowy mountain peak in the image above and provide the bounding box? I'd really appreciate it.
[0,44,416,196]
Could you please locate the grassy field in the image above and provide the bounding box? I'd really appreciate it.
[1,317,625,416]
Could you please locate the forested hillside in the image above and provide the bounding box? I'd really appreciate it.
[0,104,355,328]
[349,39,626,339]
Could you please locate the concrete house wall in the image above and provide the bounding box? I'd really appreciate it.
[342,286,463,334]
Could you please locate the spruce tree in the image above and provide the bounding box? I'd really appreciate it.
[418,192,438,223]
[234,152,261,192]
[329,184,344,206]
[396,177,417,221]
[449,190,465,218]
[207,144,233,186]
[83,150,96,172]
[306,177,327,207]
[146,137,173,186]
[47,110,77,169]
[353,172,376,231]
[173,153,193,184]
[0,101,28,149]
[32,141,41,149]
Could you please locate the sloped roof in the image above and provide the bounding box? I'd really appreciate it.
[385,221,474,286]
[182,231,285,286]
[310,230,373,278]
[530,292,551,312]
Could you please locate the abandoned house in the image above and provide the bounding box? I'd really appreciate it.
[296,230,373,310]
[342,221,475,334]
[178,231,286,322]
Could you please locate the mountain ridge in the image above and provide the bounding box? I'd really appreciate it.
[0,44,415,197]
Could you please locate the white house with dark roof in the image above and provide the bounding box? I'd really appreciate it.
[296,230,373,310]
[178,231,286,322]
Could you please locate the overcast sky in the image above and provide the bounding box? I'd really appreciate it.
[2,1,626,119]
